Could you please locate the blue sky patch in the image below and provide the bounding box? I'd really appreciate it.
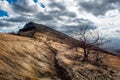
[0,10,9,17]
[33,0,38,3]
[40,2,45,8]
[6,0,17,4]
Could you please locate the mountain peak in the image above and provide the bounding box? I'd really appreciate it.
[18,22,75,43]
[19,22,51,32]
[19,22,36,32]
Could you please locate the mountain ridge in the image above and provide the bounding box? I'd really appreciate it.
[18,22,118,56]
[0,22,120,80]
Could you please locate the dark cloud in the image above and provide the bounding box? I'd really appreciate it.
[78,0,120,16]
[6,16,31,22]
[11,0,39,14]
[56,19,96,35]
[36,13,54,21]
[61,11,76,18]
[73,19,97,29]
[49,10,60,16]
[49,10,76,19]
[116,30,120,33]
[72,18,92,24]
[0,21,13,27]
[105,0,120,4]
[12,4,37,14]
[48,1,66,11]
[48,1,77,18]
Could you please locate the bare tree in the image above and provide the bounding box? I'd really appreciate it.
[73,24,111,62]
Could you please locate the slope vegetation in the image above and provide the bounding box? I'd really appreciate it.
[0,22,120,80]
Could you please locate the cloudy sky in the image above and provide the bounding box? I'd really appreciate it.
[0,0,120,53]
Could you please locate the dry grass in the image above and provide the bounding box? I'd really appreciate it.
[0,33,56,80]
[55,46,120,80]
[15,22,120,80]
[0,31,120,80]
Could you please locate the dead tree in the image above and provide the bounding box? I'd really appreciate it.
[73,24,111,62]
[92,37,111,65]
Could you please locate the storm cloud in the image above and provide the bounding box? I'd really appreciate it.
[0,21,13,27]
[78,0,120,16]
[0,0,80,32]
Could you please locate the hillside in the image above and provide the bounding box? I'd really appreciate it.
[0,22,120,80]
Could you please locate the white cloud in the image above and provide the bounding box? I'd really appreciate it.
[0,0,13,15]
[0,0,119,35]
[105,9,119,17]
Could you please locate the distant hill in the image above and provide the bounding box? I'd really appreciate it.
[0,22,120,80]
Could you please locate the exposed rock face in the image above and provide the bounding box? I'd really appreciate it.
[0,22,120,80]
[19,22,36,32]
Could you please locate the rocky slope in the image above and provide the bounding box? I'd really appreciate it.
[0,22,120,80]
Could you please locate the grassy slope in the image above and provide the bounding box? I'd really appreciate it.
[0,33,57,80]
[0,24,120,80]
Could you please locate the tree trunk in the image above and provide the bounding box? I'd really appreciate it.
[82,48,88,62]
[94,52,100,65]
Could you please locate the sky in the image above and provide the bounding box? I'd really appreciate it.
[0,0,120,53]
